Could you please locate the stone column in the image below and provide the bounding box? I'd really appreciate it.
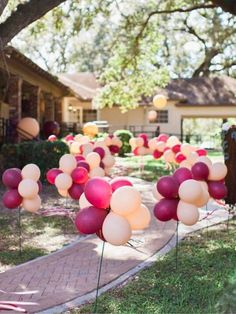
[54,97,63,124]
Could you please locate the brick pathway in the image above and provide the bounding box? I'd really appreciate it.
[0,178,229,313]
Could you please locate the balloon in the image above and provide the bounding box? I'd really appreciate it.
[181,143,195,157]
[154,199,179,222]
[46,168,62,184]
[79,192,92,208]
[163,149,175,163]
[126,204,151,230]
[77,161,90,172]
[172,144,181,154]
[157,134,169,142]
[166,136,180,148]
[71,167,88,184]
[22,195,41,212]
[110,177,133,192]
[102,155,115,168]
[208,163,227,181]
[187,151,199,165]
[85,178,112,209]
[195,189,210,207]
[178,179,203,204]
[175,153,186,163]
[148,110,157,121]
[136,137,144,148]
[2,168,22,188]
[65,134,74,141]
[75,206,108,234]
[68,183,84,200]
[156,141,166,152]
[90,167,105,177]
[148,138,158,150]
[43,121,60,138]
[153,149,163,159]
[18,179,39,199]
[173,167,192,184]
[104,136,112,146]
[48,135,57,142]
[58,189,68,197]
[156,176,179,199]
[109,145,120,155]
[17,117,40,139]
[179,160,192,169]
[75,155,85,162]
[196,149,207,156]
[192,162,209,181]
[152,185,164,200]
[55,173,73,190]
[153,94,167,109]
[177,201,199,226]
[82,143,94,157]
[208,181,227,199]
[21,164,40,181]
[86,152,101,169]
[70,142,81,155]
[96,229,106,242]
[111,136,122,148]
[59,154,77,174]
[137,147,147,156]
[2,189,23,209]
[138,134,149,148]
[102,212,132,246]
[83,122,98,137]
[197,156,212,168]
[93,147,105,159]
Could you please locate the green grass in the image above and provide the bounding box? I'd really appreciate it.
[73,219,236,314]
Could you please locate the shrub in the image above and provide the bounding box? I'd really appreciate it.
[0,140,69,180]
[114,129,133,157]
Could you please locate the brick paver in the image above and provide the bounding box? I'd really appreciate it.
[0,178,229,313]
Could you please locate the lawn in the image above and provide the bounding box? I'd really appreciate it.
[72,219,236,314]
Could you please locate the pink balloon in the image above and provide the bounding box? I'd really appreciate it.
[138,133,149,148]
[46,168,62,185]
[48,135,57,142]
[71,167,89,184]
[93,147,105,159]
[68,183,84,200]
[192,162,209,180]
[175,153,186,163]
[156,176,179,199]
[173,167,192,184]
[75,206,108,234]
[172,144,181,154]
[77,161,90,172]
[196,149,207,156]
[133,147,139,156]
[65,134,74,141]
[110,177,133,192]
[153,150,163,159]
[84,178,112,209]
[157,134,169,142]
[208,181,227,199]
[2,168,22,188]
[2,189,23,209]
[75,155,85,162]
[154,199,179,222]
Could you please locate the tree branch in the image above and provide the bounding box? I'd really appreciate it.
[0,0,67,48]
[0,0,8,16]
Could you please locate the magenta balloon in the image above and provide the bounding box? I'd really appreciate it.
[153,150,163,159]
[75,206,108,234]
[46,168,63,184]
[68,183,84,200]
[65,134,74,141]
[173,167,192,184]
[156,176,179,199]
[138,133,149,148]
[2,189,23,209]
[109,145,120,154]
[172,144,181,154]
[110,177,133,192]
[100,161,105,169]
[2,168,22,188]
[71,167,89,184]
[43,121,60,138]
[75,155,85,162]
[93,147,105,159]
[157,134,169,142]
[154,199,179,222]
[208,181,227,199]
[84,178,112,209]
[77,161,90,172]
[192,162,209,180]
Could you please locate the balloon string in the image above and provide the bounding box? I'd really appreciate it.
[18,207,22,257]
[94,241,105,313]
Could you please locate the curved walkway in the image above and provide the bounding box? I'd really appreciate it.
[0,178,229,313]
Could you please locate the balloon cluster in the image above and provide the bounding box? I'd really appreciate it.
[129,133,151,156]
[103,135,122,155]
[153,156,228,226]
[2,164,42,212]
[75,177,151,246]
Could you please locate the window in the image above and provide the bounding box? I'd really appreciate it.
[83,109,97,123]
[150,110,168,123]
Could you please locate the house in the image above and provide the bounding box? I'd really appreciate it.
[0,46,71,143]
[59,73,236,139]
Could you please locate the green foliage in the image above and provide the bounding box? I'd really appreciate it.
[114,130,133,157]
[216,271,236,313]
[0,140,69,180]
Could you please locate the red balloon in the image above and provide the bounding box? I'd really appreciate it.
[3,189,23,209]
[75,155,85,162]
[71,167,89,184]
[133,147,139,156]
[77,161,90,172]
[2,168,22,189]
[84,178,112,209]
[75,206,108,234]
[68,183,84,200]
[192,162,209,181]
[175,153,186,163]
[138,134,149,148]
[196,149,207,156]
[109,145,120,155]
[157,134,169,142]
[154,199,179,222]
[93,147,105,159]
[208,181,227,199]
[173,167,192,184]
[110,177,133,192]
[153,149,163,159]
[65,134,74,141]
[156,176,179,199]
[46,168,63,184]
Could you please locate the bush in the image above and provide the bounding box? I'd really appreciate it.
[114,129,133,157]
[0,140,69,180]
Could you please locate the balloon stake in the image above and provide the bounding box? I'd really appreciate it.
[175,221,179,271]
[94,241,105,313]
[18,207,22,257]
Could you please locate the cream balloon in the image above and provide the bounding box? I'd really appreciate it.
[177,201,200,226]
[179,179,203,205]
[58,189,68,197]
[137,146,146,156]
[86,152,101,169]
[79,192,92,209]
[208,162,227,181]
[21,164,40,181]
[148,138,158,150]
[136,137,144,148]
[148,110,157,121]
[102,212,132,246]
[55,173,73,190]
[22,195,41,212]
[90,167,105,177]
[166,136,180,148]
[163,149,175,163]
[111,136,122,147]
[187,151,199,165]
[179,160,192,169]
[126,204,151,230]
[129,137,137,147]
[153,94,167,109]
[104,136,113,146]
[195,189,210,207]
[17,117,40,139]
[102,155,115,167]
[18,179,39,199]
[156,141,166,152]
[82,143,94,157]
[70,141,81,155]
[197,156,212,168]
[199,181,209,191]
[59,154,77,174]
[110,186,141,216]
[181,143,195,157]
